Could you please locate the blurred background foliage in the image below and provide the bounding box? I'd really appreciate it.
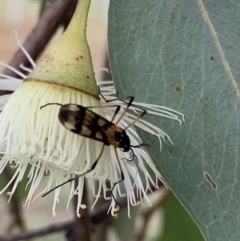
[0,0,204,240]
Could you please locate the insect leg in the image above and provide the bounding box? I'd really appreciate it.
[113,96,147,131]
[86,105,121,122]
[97,86,120,102]
[109,105,121,122]
[124,108,147,130]
[109,147,125,208]
[98,87,147,126]
[98,86,131,105]
[108,94,147,129]
[103,92,148,151]
[114,96,134,124]
[42,144,105,197]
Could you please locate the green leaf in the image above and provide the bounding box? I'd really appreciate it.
[108,1,240,241]
[158,194,204,241]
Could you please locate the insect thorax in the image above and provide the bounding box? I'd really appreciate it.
[106,127,130,151]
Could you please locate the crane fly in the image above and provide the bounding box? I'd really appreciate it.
[40,93,147,207]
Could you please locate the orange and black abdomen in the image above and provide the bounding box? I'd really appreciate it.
[58,104,116,146]
[58,104,130,151]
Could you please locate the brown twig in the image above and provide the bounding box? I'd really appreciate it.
[0,0,78,95]
[0,220,72,241]
[91,182,108,241]
[68,181,91,241]
[130,189,172,241]
[0,181,164,241]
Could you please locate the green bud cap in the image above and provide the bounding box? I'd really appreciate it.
[26,0,98,98]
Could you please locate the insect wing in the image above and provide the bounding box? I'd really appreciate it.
[58,104,111,145]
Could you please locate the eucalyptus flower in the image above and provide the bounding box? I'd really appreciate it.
[0,0,184,217]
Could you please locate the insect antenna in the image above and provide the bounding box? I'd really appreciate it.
[122,148,139,166]
[40,103,63,109]
[130,143,149,150]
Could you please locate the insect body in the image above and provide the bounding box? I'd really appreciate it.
[41,96,147,206]
[58,104,131,152]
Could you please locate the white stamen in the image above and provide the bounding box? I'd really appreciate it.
[0,76,23,91]
[80,204,87,209]
[19,64,33,73]
[13,30,36,69]
[95,68,109,73]
[0,61,26,79]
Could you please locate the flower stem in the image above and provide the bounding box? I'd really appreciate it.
[65,0,91,37]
